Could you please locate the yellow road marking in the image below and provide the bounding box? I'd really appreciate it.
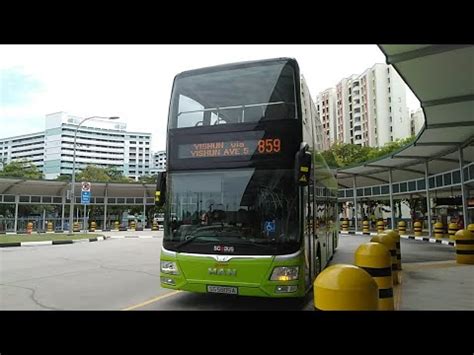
[403,260,465,271]
[123,290,181,310]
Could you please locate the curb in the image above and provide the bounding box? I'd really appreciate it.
[339,231,455,246]
[108,235,160,239]
[0,236,109,248]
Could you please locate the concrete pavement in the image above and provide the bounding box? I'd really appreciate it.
[1,231,471,310]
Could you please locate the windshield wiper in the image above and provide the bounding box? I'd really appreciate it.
[174,234,216,251]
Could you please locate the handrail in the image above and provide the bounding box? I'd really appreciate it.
[177,101,288,116]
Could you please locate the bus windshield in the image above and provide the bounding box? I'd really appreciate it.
[169,60,297,129]
[163,168,299,255]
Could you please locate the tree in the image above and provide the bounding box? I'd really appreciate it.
[139,174,158,184]
[76,165,111,183]
[105,167,130,183]
[0,160,43,179]
[366,136,416,161]
[320,150,338,168]
[57,165,131,183]
[322,136,416,169]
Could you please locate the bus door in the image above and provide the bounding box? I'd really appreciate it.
[302,183,314,289]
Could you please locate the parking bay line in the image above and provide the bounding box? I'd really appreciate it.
[123,290,181,310]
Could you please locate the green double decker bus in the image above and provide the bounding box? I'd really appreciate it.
[157,58,338,298]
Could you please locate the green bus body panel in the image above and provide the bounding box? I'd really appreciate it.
[161,251,306,298]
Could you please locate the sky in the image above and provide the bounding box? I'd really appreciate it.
[0,45,420,152]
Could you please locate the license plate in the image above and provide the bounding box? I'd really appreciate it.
[207,285,238,295]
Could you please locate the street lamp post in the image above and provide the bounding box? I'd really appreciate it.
[68,116,120,234]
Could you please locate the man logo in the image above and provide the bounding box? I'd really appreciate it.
[208,268,237,276]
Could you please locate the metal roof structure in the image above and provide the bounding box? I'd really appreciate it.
[0,179,156,204]
[337,45,474,189]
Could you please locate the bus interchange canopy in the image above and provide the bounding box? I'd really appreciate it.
[337,45,474,192]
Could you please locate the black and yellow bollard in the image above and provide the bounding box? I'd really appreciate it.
[413,221,422,236]
[90,221,96,232]
[371,233,398,285]
[354,242,394,310]
[152,221,159,231]
[454,229,474,264]
[47,221,53,232]
[314,264,378,310]
[384,229,402,274]
[434,222,444,239]
[362,220,370,234]
[341,218,349,232]
[398,220,406,235]
[448,223,459,240]
[468,224,474,234]
[73,222,80,232]
[377,220,385,233]
[114,221,120,231]
[130,220,136,231]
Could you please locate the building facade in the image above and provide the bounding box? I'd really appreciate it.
[317,63,410,148]
[0,112,153,181]
[149,150,167,175]
[410,108,425,136]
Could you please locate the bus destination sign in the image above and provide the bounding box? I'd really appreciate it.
[178,138,281,159]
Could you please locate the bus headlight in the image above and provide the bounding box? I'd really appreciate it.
[270,266,299,281]
[161,261,179,275]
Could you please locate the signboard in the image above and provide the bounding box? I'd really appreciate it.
[81,190,91,205]
[81,181,91,192]
[178,138,281,159]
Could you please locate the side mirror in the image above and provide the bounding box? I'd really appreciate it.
[155,172,167,207]
[295,142,312,186]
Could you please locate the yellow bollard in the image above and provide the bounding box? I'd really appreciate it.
[47,221,53,232]
[114,221,120,231]
[73,222,80,232]
[376,220,385,233]
[398,220,406,235]
[371,233,398,285]
[434,222,444,239]
[90,221,96,232]
[383,229,402,273]
[152,221,159,231]
[27,222,33,235]
[130,221,136,231]
[448,223,459,240]
[413,221,422,236]
[468,224,474,234]
[354,242,394,310]
[454,229,474,264]
[362,220,370,234]
[314,264,378,310]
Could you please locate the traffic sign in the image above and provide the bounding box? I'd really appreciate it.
[264,220,276,233]
[82,181,91,192]
[81,190,91,205]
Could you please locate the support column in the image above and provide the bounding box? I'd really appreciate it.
[459,146,468,228]
[388,168,395,229]
[43,208,46,231]
[353,176,358,232]
[61,196,65,230]
[425,161,432,237]
[103,183,108,230]
[143,189,147,229]
[14,195,19,233]
[83,204,87,233]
